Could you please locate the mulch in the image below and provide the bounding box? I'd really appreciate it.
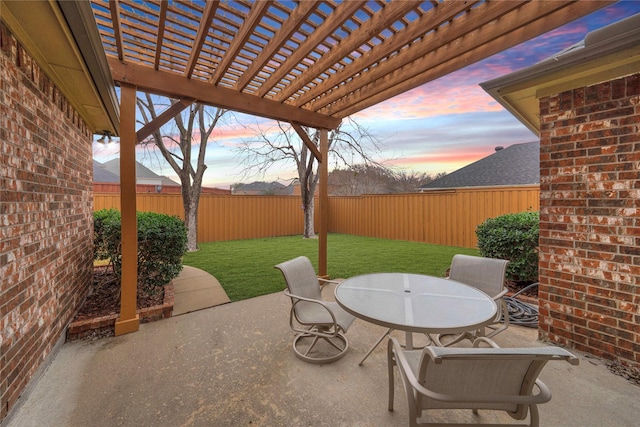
[505,280,538,298]
[73,269,164,322]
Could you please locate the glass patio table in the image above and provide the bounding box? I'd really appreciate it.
[334,272,497,365]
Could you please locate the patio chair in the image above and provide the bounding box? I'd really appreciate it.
[433,254,510,347]
[275,256,355,364]
[387,336,579,426]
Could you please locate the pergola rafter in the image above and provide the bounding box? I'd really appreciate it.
[90,0,613,129]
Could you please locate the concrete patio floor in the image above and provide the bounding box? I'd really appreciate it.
[6,286,640,427]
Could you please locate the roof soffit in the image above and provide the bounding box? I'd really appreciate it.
[481,13,640,135]
[2,0,119,134]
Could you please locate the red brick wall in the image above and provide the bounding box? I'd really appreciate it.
[0,23,94,421]
[538,73,640,368]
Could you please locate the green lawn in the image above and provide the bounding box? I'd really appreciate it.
[183,233,478,302]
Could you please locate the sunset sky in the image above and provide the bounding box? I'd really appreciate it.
[92,2,640,189]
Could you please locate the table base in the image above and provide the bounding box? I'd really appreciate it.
[359,329,435,365]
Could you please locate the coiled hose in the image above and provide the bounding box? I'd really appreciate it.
[504,282,538,328]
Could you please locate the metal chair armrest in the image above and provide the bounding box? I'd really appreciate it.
[494,286,509,300]
[318,277,343,287]
[284,290,340,336]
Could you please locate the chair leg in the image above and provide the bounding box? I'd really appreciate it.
[292,331,350,364]
[528,404,540,427]
[387,341,396,411]
[433,331,473,347]
[301,335,321,357]
[321,336,347,352]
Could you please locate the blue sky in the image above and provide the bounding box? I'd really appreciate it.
[93,2,640,189]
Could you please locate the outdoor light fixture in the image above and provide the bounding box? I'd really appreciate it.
[97,131,112,144]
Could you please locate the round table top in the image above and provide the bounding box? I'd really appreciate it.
[334,272,497,334]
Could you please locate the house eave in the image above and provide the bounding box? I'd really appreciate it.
[1,0,119,135]
[480,13,640,136]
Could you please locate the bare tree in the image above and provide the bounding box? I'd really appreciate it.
[137,94,227,251]
[329,165,446,195]
[388,169,447,193]
[237,118,384,238]
[329,164,393,195]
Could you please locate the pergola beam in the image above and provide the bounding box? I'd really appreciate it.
[108,0,123,60]
[297,0,481,109]
[291,122,322,162]
[136,98,194,143]
[273,1,419,103]
[255,0,363,99]
[236,1,319,92]
[185,0,219,78]
[325,0,615,118]
[209,1,273,85]
[92,0,615,126]
[108,58,341,130]
[320,0,526,114]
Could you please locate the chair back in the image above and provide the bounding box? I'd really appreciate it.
[416,346,578,419]
[275,256,323,314]
[449,254,509,298]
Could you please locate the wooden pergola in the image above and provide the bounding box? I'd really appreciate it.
[86,0,613,334]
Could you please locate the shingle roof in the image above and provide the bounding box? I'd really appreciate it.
[98,159,180,186]
[422,141,540,189]
[93,160,120,183]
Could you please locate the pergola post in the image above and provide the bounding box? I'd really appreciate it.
[115,83,140,335]
[318,128,329,277]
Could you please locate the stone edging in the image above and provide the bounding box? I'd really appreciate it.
[66,283,174,341]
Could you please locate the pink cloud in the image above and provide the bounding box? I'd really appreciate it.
[354,78,503,122]
[393,148,488,165]
[210,119,280,141]
[381,140,499,175]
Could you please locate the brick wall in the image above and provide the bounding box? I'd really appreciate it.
[538,73,640,368]
[0,23,94,421]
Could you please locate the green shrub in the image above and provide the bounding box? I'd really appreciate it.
[93,209,188,294]
[476,211,539,283]
[94,208,121,262]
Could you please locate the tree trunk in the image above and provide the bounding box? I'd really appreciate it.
[303,196,315,238]
[183,185,200,251]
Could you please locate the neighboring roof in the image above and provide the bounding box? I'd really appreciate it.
[422,141,540,189]
[93,160,120,183]
[481,13,640,135]
[99,159,181,187]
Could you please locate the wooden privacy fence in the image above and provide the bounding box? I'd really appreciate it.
[94,193,306,242]
[329,186,539,248]
[94,185,539,248]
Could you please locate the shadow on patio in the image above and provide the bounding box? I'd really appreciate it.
[7,288,639,427]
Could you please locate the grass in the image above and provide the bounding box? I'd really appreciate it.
[183,233,478,302]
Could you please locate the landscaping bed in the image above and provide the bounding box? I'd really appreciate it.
[67,268,173,341]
